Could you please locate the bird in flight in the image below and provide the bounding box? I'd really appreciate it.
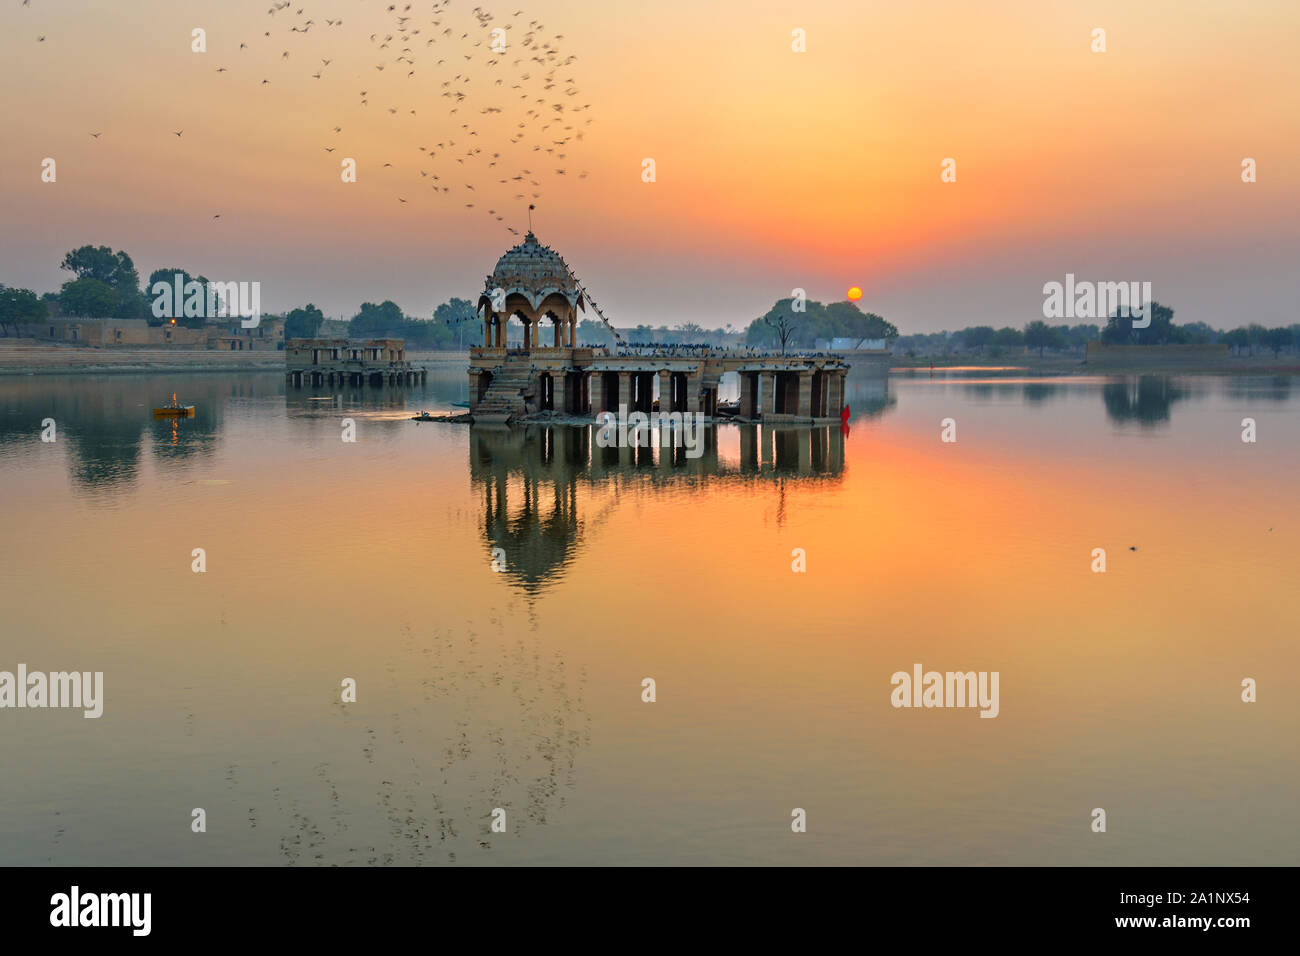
[173,130,183,137]
[89,132,101,139]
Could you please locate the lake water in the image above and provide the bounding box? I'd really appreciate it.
[1,365,1297,865]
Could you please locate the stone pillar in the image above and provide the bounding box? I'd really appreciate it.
[554,319,562,347]
[568,314,576,348]
[554,374,568,414]
[523,319,531,349]
[590,372,605,416]
[685,372,701,413]
[494,318,503,347]
[617,372,630,413]
[658,370,672,413]
[484,316,492,348]
[760,372,776,417]
[739,372,755,418]
[796,370,813,419]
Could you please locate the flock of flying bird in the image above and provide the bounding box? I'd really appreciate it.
[29,0,595,236]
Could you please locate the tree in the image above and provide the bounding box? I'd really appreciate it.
[820,301,898,347]
[0,285,48,336]
[433,297,477,348]
[401,317,455,349]
[1100,300,1181,345]
[1245,323,1267,356]
[1023,320,1065,357]
[61,245,139,289]
[1261,327,1294,356]
[61,245,145,318]
[285,304,325,339]
[58,278,118,317]
[1180,321,1218,345]
[1222,328,1250,355]
[963,325,995,353]
[992,326,1024,349]
[765,311,797,355]
[145,268,213,327]
[745,297,898,352]
[1067,324,1100,348]
[349,300,406,337]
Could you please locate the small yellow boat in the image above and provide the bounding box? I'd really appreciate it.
[153,394,195,418]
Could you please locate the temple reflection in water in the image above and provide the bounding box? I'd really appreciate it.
[472,422,845,593]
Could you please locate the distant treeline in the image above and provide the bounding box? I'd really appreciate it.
[5,245,1295,357]
[0,244,484,348]
[897,302,1298,358]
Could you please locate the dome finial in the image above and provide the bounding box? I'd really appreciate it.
[527,203,535,236]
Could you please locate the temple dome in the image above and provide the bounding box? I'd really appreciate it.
[480,231,584,314]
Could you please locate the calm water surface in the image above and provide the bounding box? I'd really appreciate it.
[1,366,1297,865]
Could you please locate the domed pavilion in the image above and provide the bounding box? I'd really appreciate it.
[477,231,585,349]
[465,232,852,425]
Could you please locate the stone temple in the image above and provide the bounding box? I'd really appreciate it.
[467,231,850,424]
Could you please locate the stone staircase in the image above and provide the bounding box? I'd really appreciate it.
[472,355,533,423]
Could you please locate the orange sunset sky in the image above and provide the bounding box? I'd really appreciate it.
[1,0,1297,331]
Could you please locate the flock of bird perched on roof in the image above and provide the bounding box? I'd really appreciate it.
[25,0,594,236]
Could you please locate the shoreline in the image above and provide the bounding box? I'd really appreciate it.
[0,346,472,376]
[889,356,1300,375]
[1,345,1297,377]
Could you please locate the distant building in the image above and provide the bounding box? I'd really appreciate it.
[17,316,284,350]
[208,317,285,351]
[468,231,850,423]
[284,337,424,388]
